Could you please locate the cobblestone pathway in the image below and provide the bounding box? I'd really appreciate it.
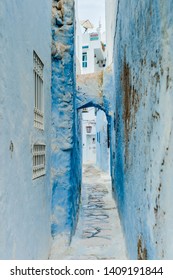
[50,164,127,259]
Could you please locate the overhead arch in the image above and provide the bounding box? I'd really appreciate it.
[77,71,108,110]
[78,101,110,123]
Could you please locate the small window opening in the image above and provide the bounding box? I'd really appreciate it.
[82,52,87,68]
[33,144,46,179]
[33,51,44,130]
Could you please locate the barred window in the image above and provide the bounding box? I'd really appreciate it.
[82,52,87,68]
[33,51,44,130]
[33,144,46,179]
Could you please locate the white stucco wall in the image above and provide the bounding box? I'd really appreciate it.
[75,0,83,75]
[0,0,52,259]
[82,108,96,164]
[81,32,105,74]
[105,0,118,65]
[96,110,110,173]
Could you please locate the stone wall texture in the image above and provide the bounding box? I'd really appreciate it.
[51,0,81,243]
[77,72,104,110]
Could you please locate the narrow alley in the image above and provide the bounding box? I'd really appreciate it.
[1,0,173,261]
[50,165,127,260]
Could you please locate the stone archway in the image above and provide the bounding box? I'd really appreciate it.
[76,66,114,123]
[77,71,105,111]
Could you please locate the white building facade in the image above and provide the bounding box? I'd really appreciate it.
[76,23,107,165]
[80,28,106,75]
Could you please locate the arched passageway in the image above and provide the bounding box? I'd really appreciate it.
[50,0,127,260]
[51,103,127,259]
[78,105,110,170]
[50,95,127,259]
[63,105,125,259]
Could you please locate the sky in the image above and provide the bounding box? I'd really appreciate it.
[77,0,105,32]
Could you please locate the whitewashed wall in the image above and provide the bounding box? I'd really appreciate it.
[82,108,96,164]
[105,0,118,65]
[96,110,110,173]
[75,0,83,75]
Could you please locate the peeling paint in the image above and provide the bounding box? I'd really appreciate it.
[108,0,173,259]
[137,237,147,260]
[51,0,81,245]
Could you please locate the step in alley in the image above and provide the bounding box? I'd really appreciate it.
[50,165,127,260]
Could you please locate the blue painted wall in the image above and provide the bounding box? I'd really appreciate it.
[51,0,82,243]
[0,0,52,259]
[2,0,172,261]
[110,0,173,259]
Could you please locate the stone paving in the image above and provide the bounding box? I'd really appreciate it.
[50,164,127,259]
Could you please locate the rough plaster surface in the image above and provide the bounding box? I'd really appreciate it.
[76,68,113,125]
[51,0,81,245]
[0,1,52,259]
[77,72,104,110]
[110,0,173,259]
